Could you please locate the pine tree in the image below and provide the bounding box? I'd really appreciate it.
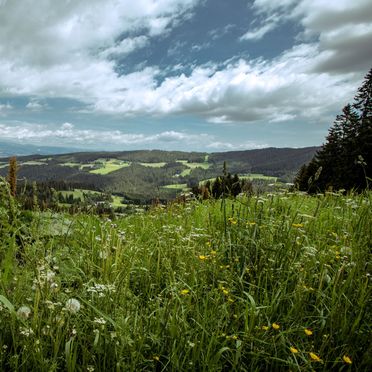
[353,68,372,188]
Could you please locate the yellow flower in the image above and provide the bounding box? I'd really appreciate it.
[292,223,304,228]
[198,255,207,260]
[153,355,160,361]
[342,355,352,364]
[309,352,321,362]
[180,289,190,295]
[261,325,269,331]
[246,221,256,226]
[304,328,313,336]
[272,323,280,330]
[222,289,229,296]
[290,346,299,354]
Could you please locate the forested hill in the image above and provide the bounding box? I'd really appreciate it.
[0,147,319,202]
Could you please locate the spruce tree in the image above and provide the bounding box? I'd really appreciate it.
[295,67,372,192]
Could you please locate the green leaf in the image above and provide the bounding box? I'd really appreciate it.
[0,294,15,313]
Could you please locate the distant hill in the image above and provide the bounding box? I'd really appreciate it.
[0,141,84,157]
[0,147,319,202]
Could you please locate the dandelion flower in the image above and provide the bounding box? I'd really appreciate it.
[180,289,190,295]
[65,298,81,314]
[309,352,321,362]
[17,306,32,320]
[198,255,207,261]
[292,223,304,228]
[290,346,299,354]
[304,328,313,336]
[342,355,352,364]
[272,323,280,330]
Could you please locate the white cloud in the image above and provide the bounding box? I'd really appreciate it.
[240,20,278,41]
[0,122,212,148]
[99,36,149,59]
[250,0,372,74]
[206,141,268,150]
[0,121,268,151]
[0,103,12,114]
[26,99,48,111]
[0,0,370,132]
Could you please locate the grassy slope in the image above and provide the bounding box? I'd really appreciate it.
[0,192,371,370]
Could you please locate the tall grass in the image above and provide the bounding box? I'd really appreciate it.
[0,190,371,370]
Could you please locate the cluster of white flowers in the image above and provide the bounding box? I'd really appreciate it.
[32,261,58,292]
[19,327,34,337]
[93,317,107,326]
[85,283,116,298]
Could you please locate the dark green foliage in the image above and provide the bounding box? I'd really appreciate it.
[193,166,253,199]
[295,68,372,192]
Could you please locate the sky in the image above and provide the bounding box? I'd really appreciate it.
[0,0,371,153]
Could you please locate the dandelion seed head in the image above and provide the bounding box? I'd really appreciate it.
[65,298,81,314]
[17,306,32,320]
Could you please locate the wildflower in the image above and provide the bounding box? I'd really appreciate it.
[290,346,299,354]
[65,298,81,314]
[309,352,321,362]
[19,327,34,337]
[228,217,237,225]
[153,355,160,361]
[198,255,207,261]
[17,306,32,320]
[272,323,280,330]
[304,328,313,336]
[292,223,304,228]
[93,317,107,325]
[180,289,190,295]
[261,325,269,331]
[342,355,352,364]
[222,289,229,296]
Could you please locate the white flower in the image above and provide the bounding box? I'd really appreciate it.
[17,306,32,320]
[65,298,81,314]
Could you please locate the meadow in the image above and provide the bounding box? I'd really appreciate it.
[0,189,371,371]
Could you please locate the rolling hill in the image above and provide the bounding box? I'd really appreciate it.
[0,147,319,202]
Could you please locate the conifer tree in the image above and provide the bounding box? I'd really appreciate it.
[295,68,372,192]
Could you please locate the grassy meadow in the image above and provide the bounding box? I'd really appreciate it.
[0,190,371,371]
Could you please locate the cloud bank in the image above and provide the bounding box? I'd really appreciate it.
[0,0,371,130]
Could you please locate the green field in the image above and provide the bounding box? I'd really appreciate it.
[139,162,167,168]
[0,191,371,370]
[175,160,210,177]
[200,173,277,184]
[90,160,131,175]
[59,189,127,208]
[162,183,188,190]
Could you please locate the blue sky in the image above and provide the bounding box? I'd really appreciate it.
[0,0,371,152]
